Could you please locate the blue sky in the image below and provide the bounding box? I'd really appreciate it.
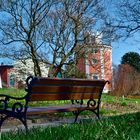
[112,35,140,65]
[105,1,140,65]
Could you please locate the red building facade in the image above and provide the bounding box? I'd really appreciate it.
[77,44,112,92]
[0,65,15,88]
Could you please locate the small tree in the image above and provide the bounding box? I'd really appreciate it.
[65,63,86,78]
[113,64,140,96]
[121,52,140,72]
[10,60,49,86]
[113,51,140,96]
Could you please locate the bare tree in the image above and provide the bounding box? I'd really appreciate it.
[109,0,140,38]
[0,0,111,77]
[44,0,109,77]
[0,0,53,76]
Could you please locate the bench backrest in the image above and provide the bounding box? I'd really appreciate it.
[26,76,108,101]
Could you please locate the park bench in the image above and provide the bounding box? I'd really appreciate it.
[0,76,109,131]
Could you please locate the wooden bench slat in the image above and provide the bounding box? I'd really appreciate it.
[31,86,102,94]
[30,93,99,101]
[33,78,106,86]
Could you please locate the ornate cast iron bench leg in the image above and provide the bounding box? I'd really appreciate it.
[71,100,84,122]
[0,94,29,132]
[87,99,101,119]
[73,110,83,122]
[0,113,28,132]
[71,99,101,122]
[0,115,8,132]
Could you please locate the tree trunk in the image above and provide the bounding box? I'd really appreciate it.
[30,45,42,76]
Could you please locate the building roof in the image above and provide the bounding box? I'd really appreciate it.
[0,65,14,69]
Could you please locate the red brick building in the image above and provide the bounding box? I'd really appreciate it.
[0,64,15,88]
[77,35,112,92]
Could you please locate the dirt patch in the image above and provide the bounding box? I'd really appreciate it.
[102,102,140,114]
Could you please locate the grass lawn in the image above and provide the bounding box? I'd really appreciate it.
[1,112,140,140]
[0,88,140,140]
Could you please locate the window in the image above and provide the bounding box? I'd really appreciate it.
[91,48,98,54]
[92,73,98,79]
[92,59,98,64]
[9,74,15,87]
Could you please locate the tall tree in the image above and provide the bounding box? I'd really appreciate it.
[0,0,53,76]
[44,0,109,77]
[0,0,111,77]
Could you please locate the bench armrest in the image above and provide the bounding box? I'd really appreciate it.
[0,94,28,113]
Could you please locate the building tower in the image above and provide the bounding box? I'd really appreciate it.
[77,32,112,92]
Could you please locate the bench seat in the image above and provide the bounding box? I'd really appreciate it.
[27,104,95,115]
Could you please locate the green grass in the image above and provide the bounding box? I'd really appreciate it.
[2,112,140,140]
[102,94,140,104]
[0,88,26,97]
[0,88,140,139]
